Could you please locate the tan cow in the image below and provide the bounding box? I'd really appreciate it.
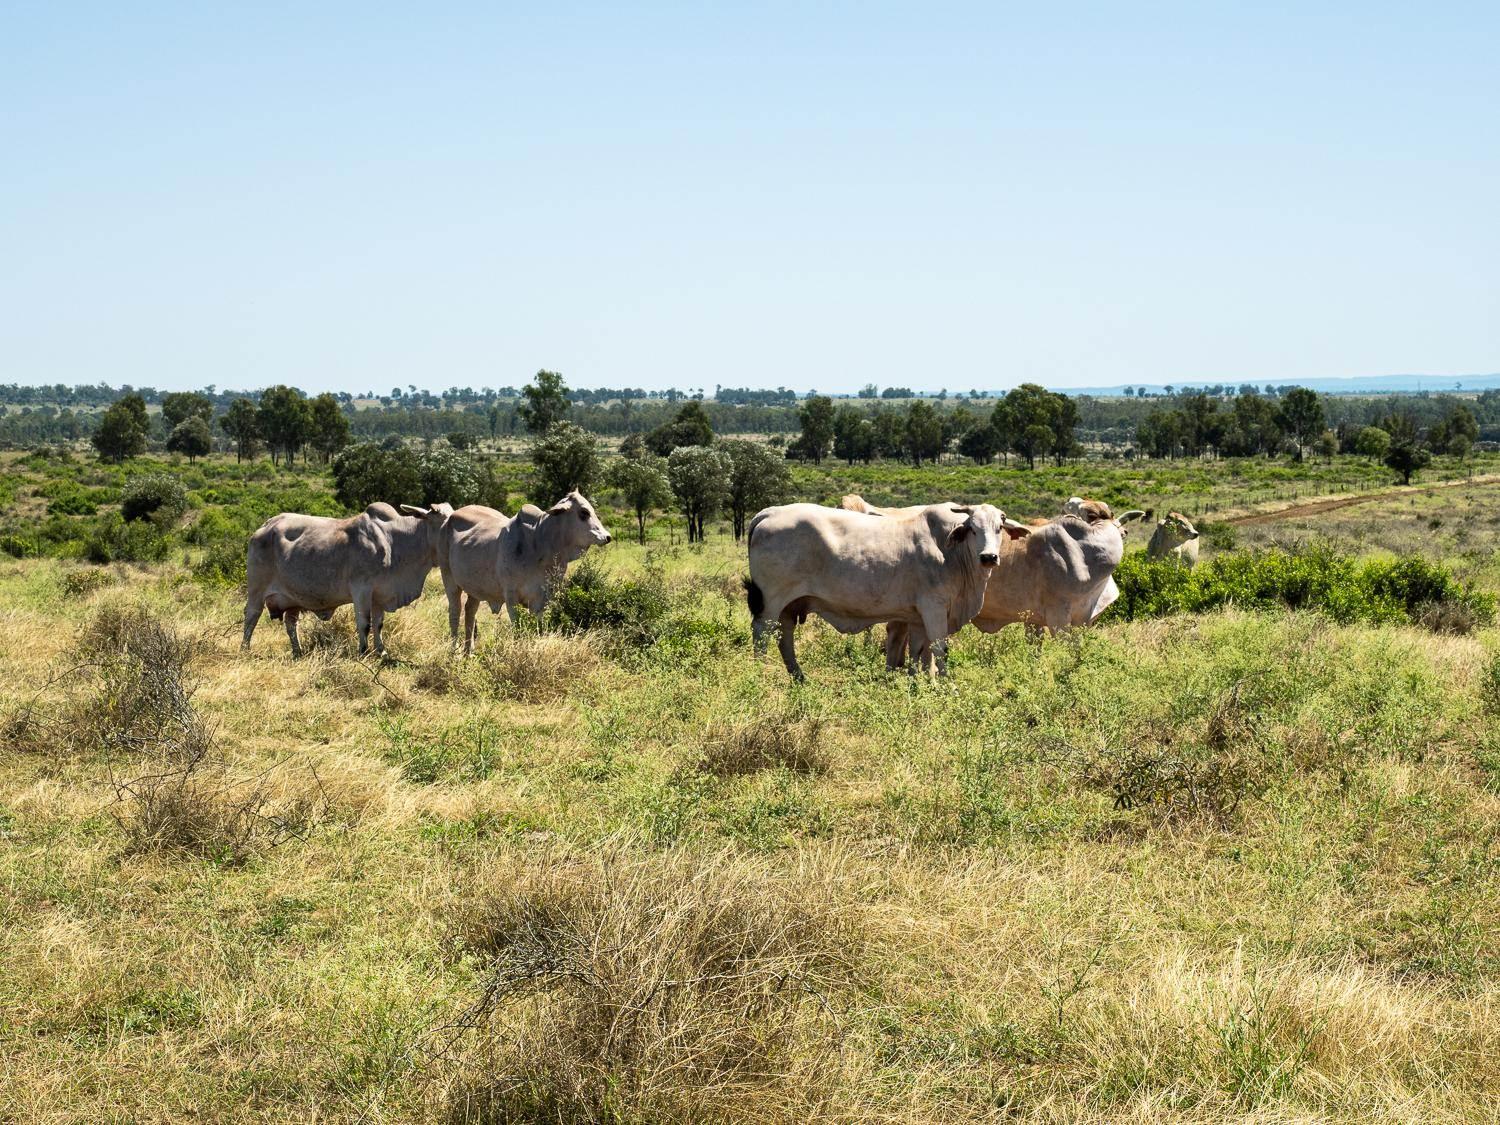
[243,502,453,658]
[438,490,611,654]
[1146,511,1201,566]
[855,496,1145,668]
[746,502,1025,679]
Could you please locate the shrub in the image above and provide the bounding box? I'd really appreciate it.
[1108,547,1495,629]
[48,490,98,517]
[83,514,170,564]
[1200,521,1238,551]
[120,473,189,525]
[545,555,671,646]
[60,567,117,597]
[698,710,829,776]
[192,536,246,587]
[447,845,860,1122]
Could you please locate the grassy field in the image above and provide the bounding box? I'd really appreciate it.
[2,452,1499,1122]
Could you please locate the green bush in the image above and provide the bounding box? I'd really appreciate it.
[83,514,171,564]
[193,536,246,587]
[47,490,98,517]
[1108,548,1495,630]
[120,473,189,525]
[546,555,671,643]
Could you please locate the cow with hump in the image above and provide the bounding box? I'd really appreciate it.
[851,496,1146,669]
[243,502,454,658]
[438,490,611,655]
[745,501,1025,679]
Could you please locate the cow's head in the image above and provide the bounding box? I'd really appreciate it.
[947,503,1027,568]
[399,503,455,556]
[1155,511,1200,548]
[549,490,612,547]
[1065,496,1148,536]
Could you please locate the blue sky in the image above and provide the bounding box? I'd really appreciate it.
[2,2,1496,394]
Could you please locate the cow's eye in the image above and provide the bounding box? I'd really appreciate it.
[579,510,588,521]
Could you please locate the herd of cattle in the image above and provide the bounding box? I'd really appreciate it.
[240,488,1200,675]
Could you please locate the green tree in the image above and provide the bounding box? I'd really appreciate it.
[1276,387,1325,460]
[958,422,1000,464]
[219,397,260,462]
[1353,425,1391,459]
[161,391,213,429]
[1000,384,1064,469]
[870,407,906,460]
[530,420,601,504]
[795,395,835,465]
[645,401,715,456]
[832,404,874,465]
[1381,413,1431,485]
[91,394,149,462]
[720,439,792,542]
[606,454,671,544]
[518,369,571,435]
[666,445,731,543]
[904,401,945,466]
[166,416,212,463]
[332,442,423,509]
[308,393,351,462]
[257,385,312,467]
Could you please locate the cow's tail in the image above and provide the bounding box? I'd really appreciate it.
[744,577,765,618]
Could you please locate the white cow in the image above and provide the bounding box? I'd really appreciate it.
[746,502,1024,679]
[243,502,453,657]
[1146,511,1201,566]
[438,490,611,653]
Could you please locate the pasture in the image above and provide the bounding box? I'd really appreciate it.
[2,452,1499,1123]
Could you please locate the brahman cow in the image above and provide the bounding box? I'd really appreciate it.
[1146,511,1201,567]
[438,490,611,653]
[243,502,454,658]
[745,502,1023,679]
[855,496,1145,668]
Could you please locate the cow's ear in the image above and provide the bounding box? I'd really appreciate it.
[948,523,972,544]
[1003,520,1031,541]
[399,504,429,518]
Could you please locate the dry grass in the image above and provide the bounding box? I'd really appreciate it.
[473,631,602,702]
[698,709,830,776]
[443,843,862,1123]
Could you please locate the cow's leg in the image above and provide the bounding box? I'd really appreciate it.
[916,603,950,677]
[444,579,462,650]
[776,609,803,682]
[752,616,771,657]
[371,607,387,656]
[283,608,303,659]
[885,622,911,671]
[463,594,480,656]
[242,592,264,651]
[355,604,371,656]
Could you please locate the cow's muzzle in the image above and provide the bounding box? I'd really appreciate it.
[979,552,999,567]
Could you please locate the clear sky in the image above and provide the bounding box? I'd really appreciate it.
[3,2,1496,395]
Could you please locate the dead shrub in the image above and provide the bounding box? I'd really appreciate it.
[698,712,829,776]
[112,749,327,865]
[1082,678,1272,827]
[475,633,599,703]
[443,845,860,1123]
[47,603,213,761]
[1416,598,1482,636]
[60,566,117,597]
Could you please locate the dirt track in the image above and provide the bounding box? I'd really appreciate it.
[1223,473,1500,526]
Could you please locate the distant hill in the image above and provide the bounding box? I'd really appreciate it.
[1050,373,1500,397]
